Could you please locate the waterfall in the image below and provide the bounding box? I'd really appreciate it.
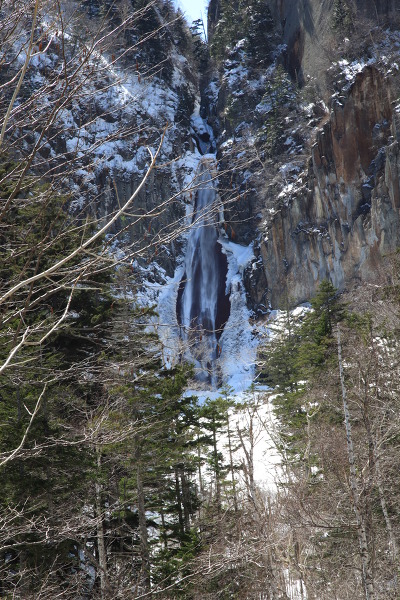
[156,112,255,392]
[178,157,230,386]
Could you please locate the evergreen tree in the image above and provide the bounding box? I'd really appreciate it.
[244,0,274,65]
[261,281,345,458]
[189,19,209,69]
[210,0,274,63]
[199,396,234,515]
[296,279,346,375]
[258,65,297,157]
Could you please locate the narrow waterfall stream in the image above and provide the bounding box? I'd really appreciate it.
[157,115,256,392]
[177,157,230,387]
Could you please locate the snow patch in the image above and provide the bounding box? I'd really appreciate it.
[218,240,257,392]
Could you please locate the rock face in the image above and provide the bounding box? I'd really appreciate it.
[208,0,400,309]
[269,0,398,95]
[17,1,203,280]
[262,66,400,306]
[21,0,400,310]
[261,67,400,306]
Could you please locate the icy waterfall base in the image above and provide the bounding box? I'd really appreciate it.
[157,177,257,391]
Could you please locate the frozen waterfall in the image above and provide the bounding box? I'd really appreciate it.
[157,130,257,392]
[178,157,230,386]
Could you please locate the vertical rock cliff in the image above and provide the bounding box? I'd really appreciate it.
[9,0,400,312]
[262,65,400,306]
[207,0,400,308]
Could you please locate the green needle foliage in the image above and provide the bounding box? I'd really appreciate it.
[258,65,297,157]
[210,0,274,63]
[261,280,346,457]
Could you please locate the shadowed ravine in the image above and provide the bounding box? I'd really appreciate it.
[177,158,230,386]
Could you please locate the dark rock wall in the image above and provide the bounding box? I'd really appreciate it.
[261,66,400,306]
[209,0,400,308]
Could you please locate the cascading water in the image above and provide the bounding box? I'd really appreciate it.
[157,111,256,392]
[177,157,230,386]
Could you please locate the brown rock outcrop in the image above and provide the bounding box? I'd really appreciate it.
[261,66,400,307]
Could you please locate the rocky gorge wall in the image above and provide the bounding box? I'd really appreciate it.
[16,0,400,313]
[261,65,400,306]
[208,0,400,309]
[268,0,399,95]
[17,1,204,283]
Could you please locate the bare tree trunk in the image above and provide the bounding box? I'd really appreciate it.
[237,420,255,501]
[197,435,203,496]
[160,506,168,551]
[180,468,191,532]
[174,468,185,537]
[366,404,398,566]
[212,421,221,513]
[95,449,110,599]
[361,384,398,565]
[227,413,238,512]
[376,478,398,561]
[137,464,151,592]
[367,339,399,565]
[337,326,375,600]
